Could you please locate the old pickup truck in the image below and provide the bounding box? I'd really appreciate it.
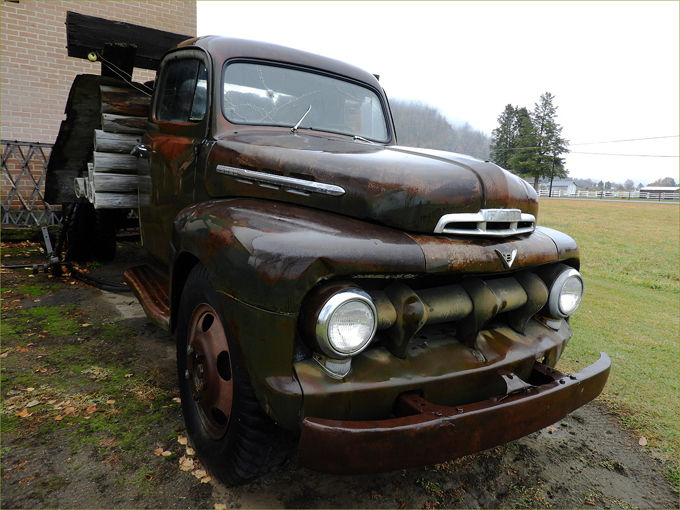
[51,34,611,486]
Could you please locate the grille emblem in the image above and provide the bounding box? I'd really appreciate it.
[495,248,518,269]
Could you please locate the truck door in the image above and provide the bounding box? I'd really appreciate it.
[138,49,210,264]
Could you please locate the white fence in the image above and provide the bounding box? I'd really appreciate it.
[538,189,680,201]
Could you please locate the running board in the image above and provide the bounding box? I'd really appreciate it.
[123,265,170,330]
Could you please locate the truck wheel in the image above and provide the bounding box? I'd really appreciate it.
[176,264,287,486]
[64,204,117,262]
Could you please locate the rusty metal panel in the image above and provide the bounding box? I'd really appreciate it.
[293,318,575,423]
[298,353,611,475]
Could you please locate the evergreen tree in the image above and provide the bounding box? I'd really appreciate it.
[523,93,569,188]
[489,104,518,169]
[491,93,570,189]
[507,107,540,180]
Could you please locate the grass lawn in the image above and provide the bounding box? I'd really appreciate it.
[539,199,679,483]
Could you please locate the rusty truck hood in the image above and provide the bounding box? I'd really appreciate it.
[205,131,538,234]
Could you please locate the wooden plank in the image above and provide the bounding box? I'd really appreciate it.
[45,74,139,204]
[45,74,101,204]
[66,11,193,71]
[100,85,151,117]
[93,151,139,173]
[87,179,95,201]
[93,192,139,210]
[74,177,89,198]
[101,114,146,134]
[92,172,139,193]
[94,129,142,153]
[100,42,136,81]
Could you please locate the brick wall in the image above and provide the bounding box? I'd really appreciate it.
[1,0,196,144]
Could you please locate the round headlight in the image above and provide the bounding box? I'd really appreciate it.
[548,268,584,318]
[316,289,377,358]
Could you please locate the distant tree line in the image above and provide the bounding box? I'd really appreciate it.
[572,176,678,191]
[390,100,490,160]
[489,92,569,189]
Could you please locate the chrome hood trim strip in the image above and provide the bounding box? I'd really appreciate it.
[216,165,346,197]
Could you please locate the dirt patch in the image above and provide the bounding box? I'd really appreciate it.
[1,240,677,509]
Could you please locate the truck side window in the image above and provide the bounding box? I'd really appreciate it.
[156,59,208,123]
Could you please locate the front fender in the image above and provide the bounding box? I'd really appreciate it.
[172,197,427,314]
[170,198,426,429]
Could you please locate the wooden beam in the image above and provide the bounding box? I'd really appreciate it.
[94,129,142,153]
[66,11,193,71]
[92,173,140,193]
[93,152,139,173]
[101,114,146,134]
[100,85,151,117]
[93,192,139,210]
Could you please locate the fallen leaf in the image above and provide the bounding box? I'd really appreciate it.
[546,425,557,433]
[193,469,207,479]
[63,406,76,415]
[47,400,57,405]
[186,447,195,456]
[154,447,164,456]
[639,436,648,446]
[124,373,133,378]
[26,387,35,392]
[16,409,32,418]
[25,400,41,408]
[106,400,116,405]
[214,505,227,510]
[162,451,173,457]
[172,397,181,403]
[86,405,97,414]
[54,415,63,421]
[177,435,188,445]
[0,352,9,358]
[201,476,212,484]
[179,457,194,471]
[81,323,91,327]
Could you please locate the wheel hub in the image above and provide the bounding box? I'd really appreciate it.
[185,303,234,440]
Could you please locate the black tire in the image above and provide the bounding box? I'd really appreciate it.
[92,209,117,262]
[64,203,117,262]
[176,264,289,486]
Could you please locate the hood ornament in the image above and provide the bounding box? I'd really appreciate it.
[495,248,518,269]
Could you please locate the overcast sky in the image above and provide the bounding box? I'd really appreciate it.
[198,1,679,185]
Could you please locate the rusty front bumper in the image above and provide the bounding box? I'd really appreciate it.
[298,353,610,475]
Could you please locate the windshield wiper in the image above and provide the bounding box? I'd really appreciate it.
[352,135,373,144]
[291,105,312,133]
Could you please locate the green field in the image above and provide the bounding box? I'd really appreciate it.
[539,199,679,483]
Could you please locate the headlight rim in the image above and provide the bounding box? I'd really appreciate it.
[547,268,584,318]
[315,288,377,359]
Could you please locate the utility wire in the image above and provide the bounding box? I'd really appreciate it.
[94,51,154,97]
[571,135,679,146]
[570,152,679,158]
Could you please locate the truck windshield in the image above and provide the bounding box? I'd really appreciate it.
[222,62,389,143]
